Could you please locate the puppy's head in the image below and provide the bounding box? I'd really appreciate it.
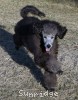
[42,23,57,52]
[41,22,67,53]
[33,21,67,53]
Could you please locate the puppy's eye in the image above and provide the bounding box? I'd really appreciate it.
[51,36,53,39]
[44,36,47,39]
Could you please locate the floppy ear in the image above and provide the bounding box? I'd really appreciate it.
[33,22,43,34]
[57,26,67,39]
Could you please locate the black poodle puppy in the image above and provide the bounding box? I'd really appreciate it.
[13,5,67,91]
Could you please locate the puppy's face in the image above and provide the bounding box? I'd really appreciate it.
[42,24,57,52]
[42,33,55,52]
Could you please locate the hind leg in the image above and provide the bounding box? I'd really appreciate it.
[13,34,22,50]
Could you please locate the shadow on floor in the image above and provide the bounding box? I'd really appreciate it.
[0,26,44,88]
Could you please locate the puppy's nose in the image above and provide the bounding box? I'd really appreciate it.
[47,44,51,48]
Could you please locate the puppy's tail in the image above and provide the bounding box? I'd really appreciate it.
[20,5,45,18]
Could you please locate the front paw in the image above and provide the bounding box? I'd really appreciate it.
[43,71,57,91]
